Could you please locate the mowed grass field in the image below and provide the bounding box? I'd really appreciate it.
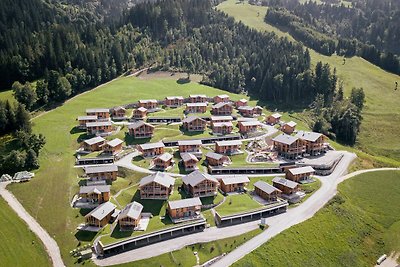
[217,0,400,164]
[0,196,51,267]
[4,75,258,266]
[234,170,400,266]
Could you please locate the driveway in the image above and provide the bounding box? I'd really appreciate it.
[0,182,65,267]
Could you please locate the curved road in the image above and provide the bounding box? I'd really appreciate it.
[0,182,65,267]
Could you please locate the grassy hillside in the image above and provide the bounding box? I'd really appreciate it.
[5,75,260,266]
[217,0,400,164]
[0,196,51,267]
[0,89,14,102]
[234,170,400,266]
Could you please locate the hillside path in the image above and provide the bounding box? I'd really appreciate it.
[0,182,65,267]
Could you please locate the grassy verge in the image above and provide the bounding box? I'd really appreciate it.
[0,196,52,267]
[234,170,400,266]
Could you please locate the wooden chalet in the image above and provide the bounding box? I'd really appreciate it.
[139,172,175,200]
[205,152,230,166]
[133,107,147,120]
[85,202,116,228]
[272,134,305,159]
[85,165,118,181]
[212,121,233,135]
[281,121,297,135]
[211,102,233,116]
[235,99,248,108]
[102,138,123,155]
[215,140,242,155]
[182,116,207,132]
[188,94,207,103]
[178,140,202,157]
[182,170,219,197]
[117,202,143,230]
[286,166,315,182]
[167,197,202,222]
[111,106,126,119]
[138,142,165,157]
[210,116,233,125]
[295,131,327,156]
[165,96,184,107]
[253,181,281,202]
[238,106,262,117]
[153,153,173,171]
[181,153,199,171]
[219,175,250,193]
[82,136,105,152]
[213,94,230,103]
[77,115,97,129]
[272,177,300,195]
[86,121,112,136]
[185,102,207,114]
[138,99,158,110]
[86,108,110,120]
[266,113,282,125]
[237,120,261,134]
[128,121,154,139]
[79,184,111,204]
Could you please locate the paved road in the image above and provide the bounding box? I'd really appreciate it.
[94,151,364,266]
[0,182,65,267]
[211,165,400,267]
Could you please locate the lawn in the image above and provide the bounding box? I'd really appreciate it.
[123,227,263,267]
[234,170,400,266]
[5,75,257,266]
[217,0,400,165]
[0,196,52,267]
[215,193,263,217]
[229,152,280,168]
[0,88,15,102]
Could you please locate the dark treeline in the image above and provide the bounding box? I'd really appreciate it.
[261,0,400,74]
[0,100,46,175]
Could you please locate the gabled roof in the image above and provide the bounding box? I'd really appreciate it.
[118,201,143,220]
[168,197,202,210]
[215,94,229,99]
[128,121,154,130]
[136,107,147,112]
[106,138,123,147]
[139,99,157,103]
[84,136,105,145]
[139,172,175,188]
[295,131,323,142]
[86,108,109,113]
[139,141,165,150]
[189,94,207,98]
[210,116,233,121]
[212,102,232,109]
[112,106,126,111]
[239,121,260,127]
[186,102,207,107]
[272,134,299,146]
[182,170,218,187]
[85,164,118,174]
[285,121,297,128]
[178,140,202,146]
[215,140,242,147]
[79,185,111,194]
[213,121,233,128]
[182,116,206,124]
[272,177,299,189]
[86,121,112,127]
[166,96,184,100]
[221,175,250,185]
[288,166,315,175]
[236,98,248,103]
[155,152,173,162]
[205,152,227,161]
[238,106,254,111]
[269,113,282,119]
[181,153,199,163]
[86,202,116,220]
[78,115,98,121]
[254,181,281,194]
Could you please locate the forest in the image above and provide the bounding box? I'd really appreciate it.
[262,0,400,74]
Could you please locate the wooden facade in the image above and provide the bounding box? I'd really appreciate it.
[182,171,219,197]
[128,121,155,139]
[215,140,242,155]
[153,153,173,170]
[212,122,233,135]
[85,165,118,181]
[214,94,230,103]
[86,121,112,136]
[165,96,184,107]
[85,202,116,228]
[295,131,327,156]
[185,103,207,114]
[111,107,126,118]
[182,117,207,132]
[272,134,305,159]
[237,121,260,134]
[286,166,315,182]
[102,138,123,155]
[212,102,233,115]
[167,198,202,221]
[254,181,281,202]
[188,94,207,103]
[139,172,175,200]
[79,185,111,204]
[138,99,158,110]
[82,136,105,152]
[220,176,249,193]
[118,202,143,230]
[181,153,199,171]
[205,152,230,166]
[281,121,297,135]
[266,113,282,125]
[78,116,97,128]
[272,177,300,195]
[138,142,165,157]
[86,108,110,119]
[235,99,248,108]
[133,107,147,120]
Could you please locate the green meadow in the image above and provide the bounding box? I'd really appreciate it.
[234,170,400,266]
[217,0,400,165]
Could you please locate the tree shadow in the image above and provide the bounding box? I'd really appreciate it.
[70,126,86,135]
[77,133,94,143]
[109,224,133,239]
[176,77,190,84]
[75,230,97,242]
[131,190,165,216]
[124,132,151,145]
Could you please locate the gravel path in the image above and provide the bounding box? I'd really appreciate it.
[0,182,65,267]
